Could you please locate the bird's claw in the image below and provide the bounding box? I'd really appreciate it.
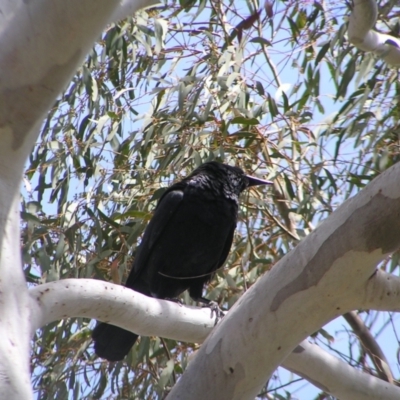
[203,301,225,325]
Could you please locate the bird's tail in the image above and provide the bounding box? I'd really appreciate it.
[92,322,139,362]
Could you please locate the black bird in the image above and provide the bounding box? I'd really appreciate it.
[92,161,272,361]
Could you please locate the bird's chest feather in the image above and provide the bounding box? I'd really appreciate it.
[183,185,238,226]
[145,192,236,275]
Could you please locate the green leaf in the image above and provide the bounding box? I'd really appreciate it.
[287,17,299,42]
[315,41,330,65]
[231,117,260,125]
[158,359,175,390]
[284,174,295,199]
[337,58,356,99]
[249,37,272,46]
[255,81,265,96]
[267,94,279,117]
[154,18,168,55]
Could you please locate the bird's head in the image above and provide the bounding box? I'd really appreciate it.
[188,161,272,201]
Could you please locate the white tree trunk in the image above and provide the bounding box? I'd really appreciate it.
[0,194,32,399]
[0,0,157,397]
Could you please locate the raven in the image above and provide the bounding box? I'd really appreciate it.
[92,161,272,361]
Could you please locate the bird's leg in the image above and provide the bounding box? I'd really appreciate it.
[194,297,225,325]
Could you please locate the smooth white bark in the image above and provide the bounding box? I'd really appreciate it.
[29,279,215,342]
[362,269,400,311]
[348,0,400,65]
[167,162,400,400]
[0,194,32,399]
[283,340,400,400]
[109,0,161,24]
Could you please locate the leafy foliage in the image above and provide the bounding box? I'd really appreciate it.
[24,0,400,398]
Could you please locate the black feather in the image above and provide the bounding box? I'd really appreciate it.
[92,161,271,361]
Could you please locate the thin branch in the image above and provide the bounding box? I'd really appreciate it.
[343,311,394,383]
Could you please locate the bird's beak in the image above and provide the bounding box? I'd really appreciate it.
[246,175,273,187]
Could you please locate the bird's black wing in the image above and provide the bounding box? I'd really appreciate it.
[216,224,235,273]
[92,186,186,362]
[125,186,184,288]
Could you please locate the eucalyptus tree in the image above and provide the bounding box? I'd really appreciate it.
[1,0,400,398]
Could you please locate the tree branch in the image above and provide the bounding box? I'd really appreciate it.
[283,340,400,400]
[30,278,400,399]
[343,311,394,383]
[29,279,215,342]
[348,0,400,65]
